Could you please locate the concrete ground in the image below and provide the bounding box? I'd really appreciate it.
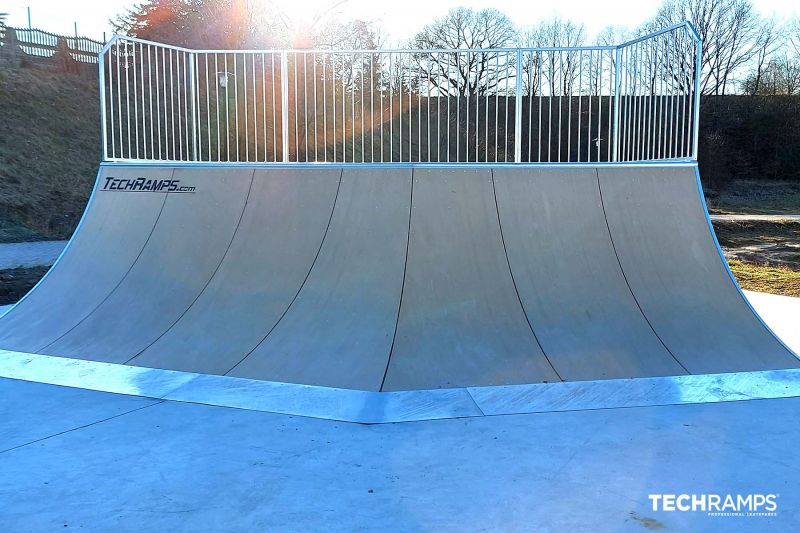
[0,377,798,532]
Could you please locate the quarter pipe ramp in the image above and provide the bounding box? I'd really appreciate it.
[0,163,796,391]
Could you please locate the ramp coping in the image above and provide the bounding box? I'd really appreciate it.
[2,349,799,424]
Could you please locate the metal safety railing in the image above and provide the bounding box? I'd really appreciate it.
[98,22,701,164]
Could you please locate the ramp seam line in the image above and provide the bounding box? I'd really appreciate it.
[37,168,177,352]
[379,168,414,391]
[491,169,563,382]
[224,169,345,376]
[123,170,257,365]
[595,170,690,375]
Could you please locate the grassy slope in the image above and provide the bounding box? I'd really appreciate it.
[0,66,99,241]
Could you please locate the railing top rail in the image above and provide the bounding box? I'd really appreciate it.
[100,20,697,58]
[617,21,701,49]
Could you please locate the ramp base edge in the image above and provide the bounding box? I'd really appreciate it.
[1,349,798,424]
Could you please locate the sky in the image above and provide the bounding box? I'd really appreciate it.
[2,0,798,44]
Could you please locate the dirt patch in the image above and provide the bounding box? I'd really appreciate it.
[713,220,800,269]
[0,266,50,305]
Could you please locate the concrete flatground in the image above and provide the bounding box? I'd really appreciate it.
[0,291,798,530]
[1,377,799,532]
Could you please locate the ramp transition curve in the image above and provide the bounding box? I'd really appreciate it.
[0,164,796,391]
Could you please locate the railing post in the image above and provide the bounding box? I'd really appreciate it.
[612,46,622,162]
[692,38,702,161]
[189,51,198,161]
[98,47,108,162]
[514,48,523,163]
[281,51,290,162]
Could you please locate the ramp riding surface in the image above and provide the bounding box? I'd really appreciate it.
[0,163,796,390]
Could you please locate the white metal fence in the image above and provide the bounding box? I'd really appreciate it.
[99,22,701,164]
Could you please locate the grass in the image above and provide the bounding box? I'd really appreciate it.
[706,180,800,215]
[728,260,800,297]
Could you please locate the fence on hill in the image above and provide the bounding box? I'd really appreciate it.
[0,26,103,72]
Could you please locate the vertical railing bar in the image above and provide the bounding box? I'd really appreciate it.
[577,51,582,163]
[270,54,276,161]
[638,42,644,161]
[314,53,318,162]
[223,54,229,161]
[464,52,470,162]
[680,40,687,158]
[485,53,491,162]
[370,53,374,162]
[361,52,366,163]
[474,52,479,163]
[409,53,413,162]
[323,54,328,163]
[547,52,553,162]
[427,54,432,163]
[456,52,460,161]
[147,46,154,160]
[99,46,109,160]
[305,52,310,162]
[343,54,348,162]
[437,52,441,163]
[280,51,289,162]
[557,50,563,163]
[189,51,197,161]
[538,52,543,162]
[252,54,258,162]
[607,50,613,162]
[514,48,523,163]
[156,48,169,159]
[612,46,622,162]
[504,52,510,162]
[665,33,675,158]
[175,51,182,160]
[587,50,594,161]
[125,43,132,159]
[295,54,300,163]
[657,37,664,159]
[596,49,603,162]
[567,50,573,162]
[379,53,384,163]
[133,43,141,159]
[492,53,498,162]
[417,56,422,162]
[333,54,338,162]
[692,36,701,160]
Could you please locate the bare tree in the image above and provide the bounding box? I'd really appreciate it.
[410,7,517,96]
[650,0,766,95]
[789,17,800,58]
[744,19,782,95]
[520,18,587,96]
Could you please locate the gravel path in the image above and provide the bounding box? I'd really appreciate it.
[0,241,68,270]
[710,214,800,222]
